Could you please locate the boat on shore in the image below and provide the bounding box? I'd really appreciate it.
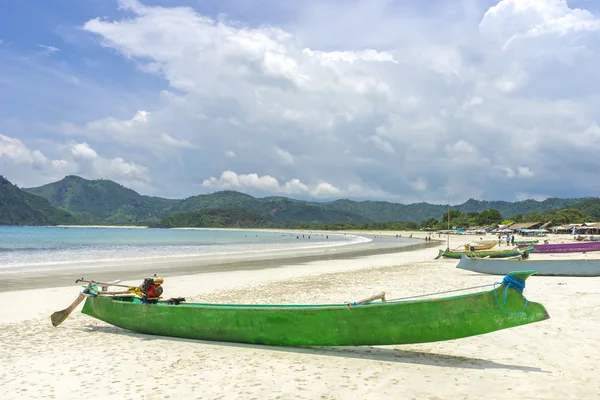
[514,239,539,245]
[517,241,600,253]
[463,240,497,251]
[437,246,533,260]
[575,235,600,242]
[457,254,600,276]
[52,273,549,346]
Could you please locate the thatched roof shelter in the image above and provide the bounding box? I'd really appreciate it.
[507,222,544,230]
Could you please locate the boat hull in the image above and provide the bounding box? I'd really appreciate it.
[518,242,600,253]
[515,240,539,245]
[464,241,496,251]
[81,276,549,346]
[457,255,600,276]
[438,247,531,259]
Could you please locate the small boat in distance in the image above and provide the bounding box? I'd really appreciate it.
[517,241,600,253]
[514,239,539,245]
[457,254,600,276]
[437,245,533,260]
[52,273,550,346]
[464,240,497,251]
[575,235,600,242]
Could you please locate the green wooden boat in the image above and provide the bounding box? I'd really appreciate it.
[74,271,549,346]
[437,245,533,260]
[515,239,539,245]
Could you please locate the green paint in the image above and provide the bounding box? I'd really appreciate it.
[438,246,533,260]
[81,270,549,346]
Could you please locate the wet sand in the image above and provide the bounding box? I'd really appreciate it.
[0,233,433,292]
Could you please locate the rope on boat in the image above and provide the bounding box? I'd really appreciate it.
[493,275,529,316]
[385,283,495,303]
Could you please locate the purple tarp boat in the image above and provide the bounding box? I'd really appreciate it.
[517,241,600,253]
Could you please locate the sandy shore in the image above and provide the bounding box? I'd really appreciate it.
[56,225,149,229]
[1,231,599,399]
[0,233,429,292]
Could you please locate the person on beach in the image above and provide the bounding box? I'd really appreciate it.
[511,235,515,245]
[506,235,510,246]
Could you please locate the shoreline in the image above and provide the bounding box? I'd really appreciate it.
[0,233,432,293]
[55,225,149,229]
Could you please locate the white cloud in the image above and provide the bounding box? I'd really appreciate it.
[517,166,535,178]
[302,48,397,64]
[480,0,600,49]
[202,171,280,192]
[369,135,395,154]
[515,192,550,201]
[65,141,150,187]
[202,170,345,198]
[51,110,197,157]
[274,146,295,165]
[4,0,600,203]
[125,110,150,126]
[0,133,150,190]
[283,178,309,194]
[312,182,342,197]
[500,167,516,178]
[37,44,60,55]
[69,142,98,161]
[0,134,51,169]
[410,177,428,191]
[160,134,196,149]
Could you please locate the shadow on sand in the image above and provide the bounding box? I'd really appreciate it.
[84,324,547,372]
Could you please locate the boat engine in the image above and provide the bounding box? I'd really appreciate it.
[140,276,164,297]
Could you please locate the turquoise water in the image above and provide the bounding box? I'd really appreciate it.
[0,226,369,274]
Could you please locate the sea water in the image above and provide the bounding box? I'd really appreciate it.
[0,226,371,275]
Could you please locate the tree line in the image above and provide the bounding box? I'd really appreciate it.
[421,207,597,231]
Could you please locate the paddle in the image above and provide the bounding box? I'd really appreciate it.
[51,292,86,327]
[75,278,130,289]
[51,279,138,327]
[94,287,143,296]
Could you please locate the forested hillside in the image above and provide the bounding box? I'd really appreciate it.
[20,175,600,226]
[0,176,78,225]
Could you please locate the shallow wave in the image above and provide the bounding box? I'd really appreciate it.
[0,233,372,273]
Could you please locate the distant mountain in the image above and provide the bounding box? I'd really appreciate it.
[0,175,78,225]
[453,198,585,217]
[151,209,274,228]
[172,191,366,223]
[320,197,590,223]
[22,175,600,225]
[24,175,177,224]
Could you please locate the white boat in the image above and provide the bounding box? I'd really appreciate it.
[457,254,600,277]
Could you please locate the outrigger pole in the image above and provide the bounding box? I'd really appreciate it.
[447,197,450,251]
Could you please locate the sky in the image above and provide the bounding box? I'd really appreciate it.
[1,0,600,204]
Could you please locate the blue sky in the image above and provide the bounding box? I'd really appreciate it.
[1,0,600,203]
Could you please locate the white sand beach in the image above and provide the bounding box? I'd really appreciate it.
[56,225,149,229]
[1,232,599,400]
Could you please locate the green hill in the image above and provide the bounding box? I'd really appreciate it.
[22,174,600,225]
[0,175,78,225]
[24,175,177,224]
[173,192,366,223]
[151,209,274,228]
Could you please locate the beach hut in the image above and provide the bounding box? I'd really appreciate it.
[507,222,544,231]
